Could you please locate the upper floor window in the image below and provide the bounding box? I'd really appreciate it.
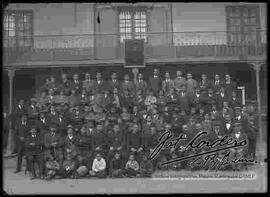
[119,8,147,43]
[3,10,33,48]
[226,5,260,45]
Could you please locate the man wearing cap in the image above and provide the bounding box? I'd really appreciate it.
[25,126,45,179]
[82,73,95,95]
[173,70,186,93]
[63,127,79,160]
[107,72,120,94]
[230,122,248,171]
[222,114,234,135]
[230,91,242,109]
[148,68,162,96]
[135,73,148,97]
[70,106,84,129]
[209,120,225,142]
[44,124,64,166]
[14,114,30,173]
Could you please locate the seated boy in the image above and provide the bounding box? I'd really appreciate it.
[123,154,140,178]
[109,152,125,178]
[89,152,106,178]
[45,154,60,180]
[59,154,78,179]
[139,154,154,177]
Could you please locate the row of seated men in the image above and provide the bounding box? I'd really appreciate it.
[12,103,258,180]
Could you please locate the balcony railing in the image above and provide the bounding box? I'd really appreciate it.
[3,30,267,65]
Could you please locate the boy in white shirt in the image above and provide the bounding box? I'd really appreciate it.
[89,152,106,178]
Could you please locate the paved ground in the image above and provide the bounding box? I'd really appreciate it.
[3,142,267,194]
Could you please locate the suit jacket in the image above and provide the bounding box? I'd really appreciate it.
[216,93,230,110]
[107,131,124,148]
[107,80,121,93]
[186,79,198,94]
[58,80,71,96]
[70,80,81,92]
[173,77,186,92]
[121,81,135,96]
[211,79,224,94]
[15,121,30,141]
[135,80,148,96]
[27,105,39,120]
[230,97,242,109]
[44,132,64,149]
[93,80,107,94]
[162,79,174,95]
[224,81,237,97]
[148,76,162,94]
[198,80,211,92]
[82,79,95,94]
[36,118,50,134]
[222,121,234,136]
[47,112,59,125]
[25,134,44,156]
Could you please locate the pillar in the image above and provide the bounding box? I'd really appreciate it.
[132,68,139,83]
[6,68,15,156]
[250,62,263,142]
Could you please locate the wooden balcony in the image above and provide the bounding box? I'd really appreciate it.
[3,30,267,68]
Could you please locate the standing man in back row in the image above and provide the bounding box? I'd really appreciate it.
[148,68,162,96]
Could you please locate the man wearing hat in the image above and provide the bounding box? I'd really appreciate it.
[209,120,225,142]
[82,72,95,95]
[148,68,162,96]
[108,72,120,94]
[234,106,248,132]
[14,114,30,173]
[222,114,234,135]
[25,126,45,179]
[44,123,64,166]
[69,106,84,129]
[27,98,39,125]
[92,122,107,155]
[135,73,148,97]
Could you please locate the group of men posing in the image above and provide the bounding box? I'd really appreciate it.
[9,68,259,180]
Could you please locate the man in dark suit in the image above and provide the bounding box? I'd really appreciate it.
[224,74,237,98]
[82,72,95,95]
[36,112,50,136]
[93,72,107,95]
[27,98,39,125]
[178,85,190,114]
[135,73,148,97]
[14,114,30,173]
[58,73,71,96]
[121,74,135,97]
[25,126,45,179]
[246,115,258,159]
[107,72,120,94]
[70,73,81,93]
[198,74,211,92]
[230,91,242,109]
[148,68,162,96]
[13,99,27,128]
[216,86,230,110]
[211,74,224,95]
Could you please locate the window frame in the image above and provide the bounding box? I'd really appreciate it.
[226,5,261,45]
[118,6,148,43]
[3,9,34,49]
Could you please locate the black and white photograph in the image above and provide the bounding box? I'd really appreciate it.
[2,2,267,194]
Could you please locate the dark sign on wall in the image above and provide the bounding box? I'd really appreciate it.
[124,39,145,68]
